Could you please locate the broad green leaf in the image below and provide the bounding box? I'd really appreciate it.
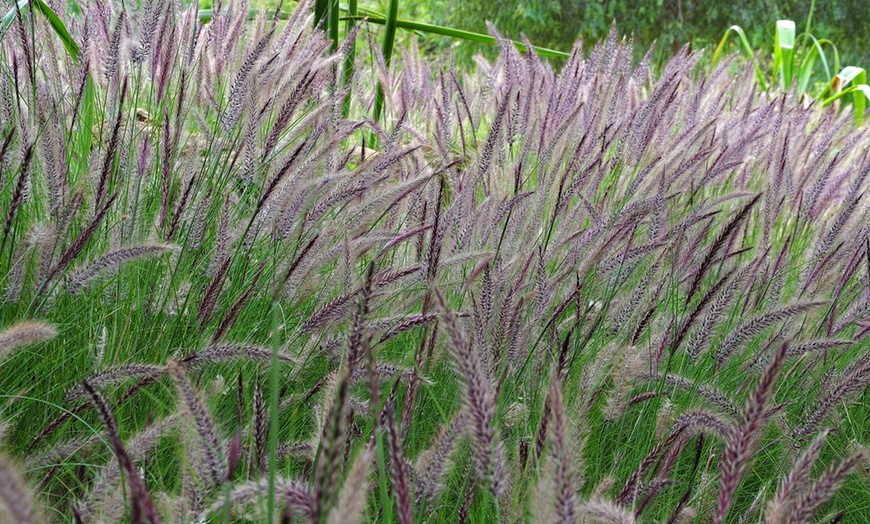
[821,68,868,125]
[853,84,870,125]
[822,84,868,125]
[835,66,867,87]
[774,20,795,90]
[796,44,817,97]
[832,68,868,125]
[32,0,79,60]
[0,0,27,33]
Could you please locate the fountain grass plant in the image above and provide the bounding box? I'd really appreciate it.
[1,0,870,522]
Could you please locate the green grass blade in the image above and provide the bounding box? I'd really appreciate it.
[796,45,817,97]
[711,24,768,91]
[32,0,79,61]
[822,65,867,99]
[830,67,867,125]
[267,303,282,520]
[73,73,95,177]
[375,428,395,523]
[835,66,867,87]
[821,83,868,119]
[802,0,816,50]
[381,0,399,65]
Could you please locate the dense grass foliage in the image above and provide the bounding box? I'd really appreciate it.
[1,0,870,522]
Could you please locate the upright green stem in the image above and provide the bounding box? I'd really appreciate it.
[373,0,399,127]
[802,0,816,50]
[267,303,281,519]
[327,0,339,51]
[341,0,358,117]
[375,427,394,523]
[222,481,231,523]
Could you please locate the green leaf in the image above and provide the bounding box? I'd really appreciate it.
[2,0,80,61]
[835,66,867,87]
[0,0,27,33]
[821,68,868,125]
[774,20,796,90]
[345,14,570,59]
[836,67,867,125]
[852,84,869,125]
[795,34,835,96]
[196,6,570,60]
[711,25,768,91]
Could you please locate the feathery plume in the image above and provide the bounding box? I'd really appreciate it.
[0,454,41,524]
[783,448,867,524]
[715,302,824,364]
[82,381,162,524]
[0,321,56,361]
[435,289,505,498]
[548,376,577,524]
[198,477,314,521]
[715,340,789,524]
[167,361,226,492]
[66,243,174,293]
[327,446,373,524]
[765,429,830,523]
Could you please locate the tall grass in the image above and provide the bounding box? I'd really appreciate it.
[1,1,870,522]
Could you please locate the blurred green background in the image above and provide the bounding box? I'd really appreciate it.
[238,0,870,70]
[393,0,870,66]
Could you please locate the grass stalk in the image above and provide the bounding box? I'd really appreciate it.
[267,303,281,520]
[373,0,399,126]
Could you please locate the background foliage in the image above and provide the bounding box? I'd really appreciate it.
[380,0,870,67]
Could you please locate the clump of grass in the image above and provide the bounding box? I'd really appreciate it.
[1,0,870,522]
